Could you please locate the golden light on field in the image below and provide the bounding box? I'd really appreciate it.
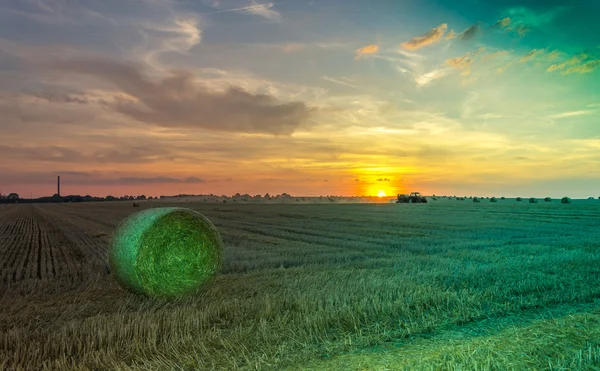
[377,190,386,197]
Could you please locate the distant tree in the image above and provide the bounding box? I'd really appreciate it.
[148,196,153,200]
[544,197,552,202]
[264,193,271,200]
[128,196,134,200]
[253,194,262,199]
[500,196,506,200]
[136,195,147,200]
[516,197,522,201]
[106,195,117,201]
[490,197,497,202]
[7,193,19,203]
[529,197,538,203]
[561,197,572,204]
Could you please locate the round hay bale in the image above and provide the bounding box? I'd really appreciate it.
[490,197,497,202]
[561,197,572,204]
[109,207,223,298]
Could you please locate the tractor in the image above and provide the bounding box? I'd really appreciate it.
[396,192,428,203]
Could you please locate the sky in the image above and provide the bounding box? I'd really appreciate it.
[0,0,599,198]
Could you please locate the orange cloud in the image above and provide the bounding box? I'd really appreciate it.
[355,44,379,59]
[401,24,448,50]
[445,55,473,69]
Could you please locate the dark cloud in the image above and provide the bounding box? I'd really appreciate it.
[0,144,176,164]
[46,57,313,135]
[25,90,89,104]
[460,24,480,40]
[118,176,205,184]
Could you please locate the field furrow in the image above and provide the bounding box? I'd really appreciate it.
[1,201,599,371]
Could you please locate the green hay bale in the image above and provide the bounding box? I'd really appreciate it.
[109,207,223,298]
[561,197,572,204]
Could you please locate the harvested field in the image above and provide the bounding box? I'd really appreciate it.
[1,200,600,370]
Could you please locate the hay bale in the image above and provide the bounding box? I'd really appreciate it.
[544,197,551,202]
[500,196,505,200]
[490,197,497,202]
[109,207,223,298]
[529,197,538,203]
[561,197,572,204]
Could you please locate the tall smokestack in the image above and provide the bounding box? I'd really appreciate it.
[57,176,60,196]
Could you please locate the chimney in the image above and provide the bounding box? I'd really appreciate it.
[57,176,60,196]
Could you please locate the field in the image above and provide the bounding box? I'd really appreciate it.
[1,199,600,370]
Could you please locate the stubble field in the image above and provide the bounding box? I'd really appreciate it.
[1,199,600,370]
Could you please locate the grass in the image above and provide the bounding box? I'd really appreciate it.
[0,199,599,370]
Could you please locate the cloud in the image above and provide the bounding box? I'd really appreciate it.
[401,24,448,50]
[445,54,473,69]
[521,48,545,62]
[547,53,593,73]
[281,44,305,53]
[118,176,206,184]
[240,1,281,21]
[493,6,568,37]
[497,61,515,73]
[0,144,177,164]
[549,110,596,119]
[204,1,281,21]
[322,76,356,88]
[493,17,511,28]
[46,57,312,135]
[482,50,509,61]
[506,6,568,27]
[460,24,480,40]
[25,91,90,104]
[445,30,457,40]
[138,15,202,58]
[355,44,379,59]
[415,68,451,86]
[563,59,600,74]
[513,24,531,36]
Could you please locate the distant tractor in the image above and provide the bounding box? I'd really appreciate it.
[396,192,428,203]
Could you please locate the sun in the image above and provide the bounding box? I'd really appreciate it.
[377,190,386,197]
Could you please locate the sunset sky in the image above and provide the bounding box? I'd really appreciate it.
[1,0,599,198]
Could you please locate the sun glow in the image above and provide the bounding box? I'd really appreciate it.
[377,190,386,197]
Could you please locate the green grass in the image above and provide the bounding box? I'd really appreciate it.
[0,200,599,370]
